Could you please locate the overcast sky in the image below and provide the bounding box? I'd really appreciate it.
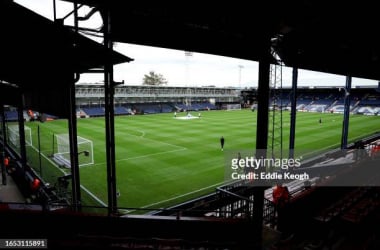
[15,0,379,88]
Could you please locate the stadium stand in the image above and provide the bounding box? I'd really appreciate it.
[4,110,18,122]
[81,107,105,117]
[3,1,380,249]
[76,84,235,114]
[1,85,380,249]
[75,85,380,117]
[113,106,131,115]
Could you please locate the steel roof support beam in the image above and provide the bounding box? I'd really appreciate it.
[103,7,118,216]
[17,94,27,169]
[253,45,271,250]
[1,104,7,185]
[68,1,82,212]
[341,76,352,149]
[68,79,82,211]
[289,67,298,158]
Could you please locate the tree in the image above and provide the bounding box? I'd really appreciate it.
[142,71,168,86]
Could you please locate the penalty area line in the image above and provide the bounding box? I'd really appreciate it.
[118,148,187,162]
[126,181,227,214]
[92,148,187,167]
[80,185,107,207]
[28,144,107,208]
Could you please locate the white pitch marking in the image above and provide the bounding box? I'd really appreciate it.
[126,181,228,214]
[28,143,107,207]
[91,148,187,167]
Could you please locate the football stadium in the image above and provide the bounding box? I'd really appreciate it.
[6,86,380,211]
[2,1,380,249]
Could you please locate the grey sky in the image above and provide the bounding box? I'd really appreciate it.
[15,0,379,88]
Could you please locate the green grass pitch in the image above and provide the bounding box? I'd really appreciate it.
[24,110,380,212]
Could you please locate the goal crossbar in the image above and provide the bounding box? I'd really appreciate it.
[54,134,94,168]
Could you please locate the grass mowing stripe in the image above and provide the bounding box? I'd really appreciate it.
[26,135,107,207]
[126,180,227,213]
[91,148,187,167]
[80,185,107,207]
[24,110,380,210]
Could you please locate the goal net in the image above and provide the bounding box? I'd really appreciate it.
[53,134,94,168]
[226,104,241,111]
[7,125,32,148]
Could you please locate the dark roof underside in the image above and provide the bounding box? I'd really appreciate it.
[65,0,380,81]
[0,1,132,89]
[0,1,132,116]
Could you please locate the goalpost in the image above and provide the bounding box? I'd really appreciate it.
[53,134,94,168]
[7,125,32,148]
[226,103,242,111]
